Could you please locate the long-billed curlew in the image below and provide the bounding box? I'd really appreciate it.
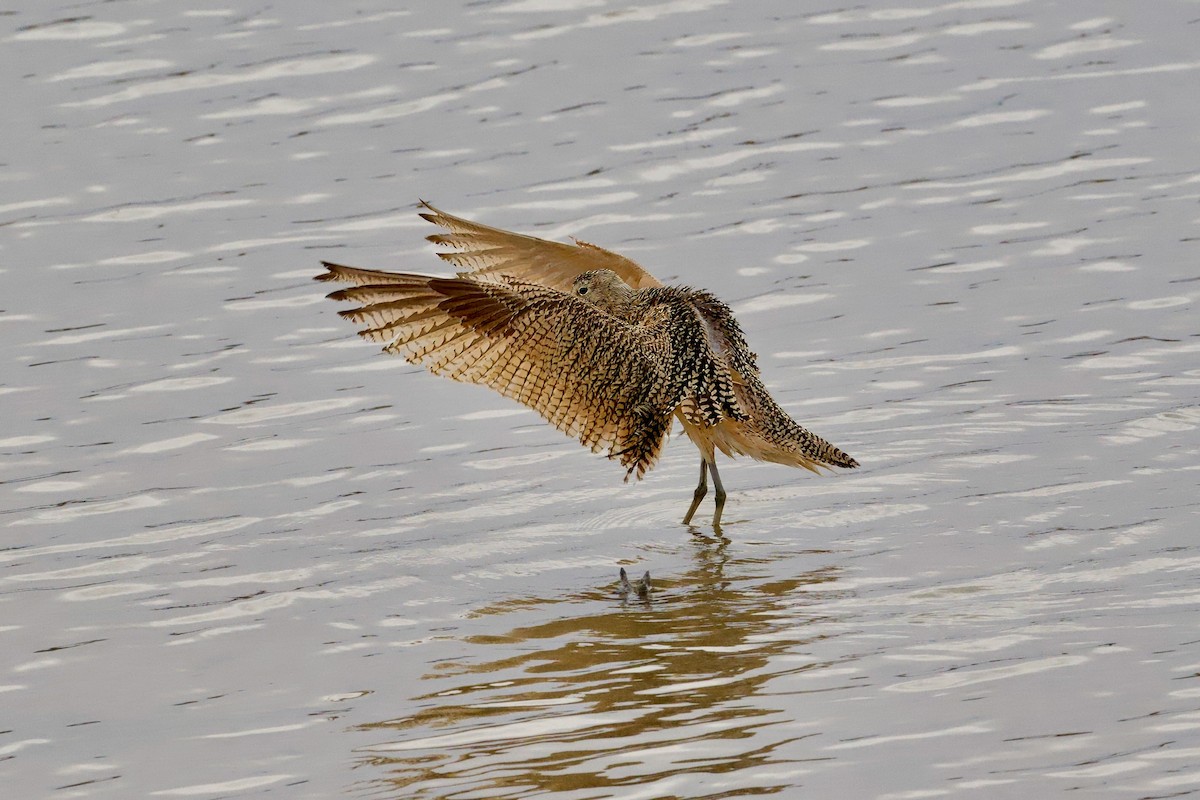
[316,201,858,527]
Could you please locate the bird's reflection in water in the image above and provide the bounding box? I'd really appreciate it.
[355,537,844,799]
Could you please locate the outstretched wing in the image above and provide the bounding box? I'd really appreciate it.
[316,263,674,478]
[418,200,662,292]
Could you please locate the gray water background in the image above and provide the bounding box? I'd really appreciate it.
[3,1,1199,797]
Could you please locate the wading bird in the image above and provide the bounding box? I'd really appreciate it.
[316,202,857,527]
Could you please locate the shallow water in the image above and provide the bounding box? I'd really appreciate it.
[3,1,1199,798]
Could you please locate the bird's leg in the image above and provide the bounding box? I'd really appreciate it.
[709,458,727,529]
[681,458,708,525]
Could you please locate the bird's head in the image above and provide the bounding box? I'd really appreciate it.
[572,269,634,311]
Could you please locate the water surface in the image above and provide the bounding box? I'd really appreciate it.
[3,1,1198,798]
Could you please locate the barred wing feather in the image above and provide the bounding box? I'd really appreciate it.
[317,263,674,478]
[418,200,662,292]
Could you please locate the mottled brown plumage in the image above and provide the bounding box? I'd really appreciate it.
[316,201,857,526]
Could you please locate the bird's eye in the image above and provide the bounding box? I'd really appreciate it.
[578,287,588,295]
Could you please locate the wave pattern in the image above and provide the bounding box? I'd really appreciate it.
[2,1,1197,798]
